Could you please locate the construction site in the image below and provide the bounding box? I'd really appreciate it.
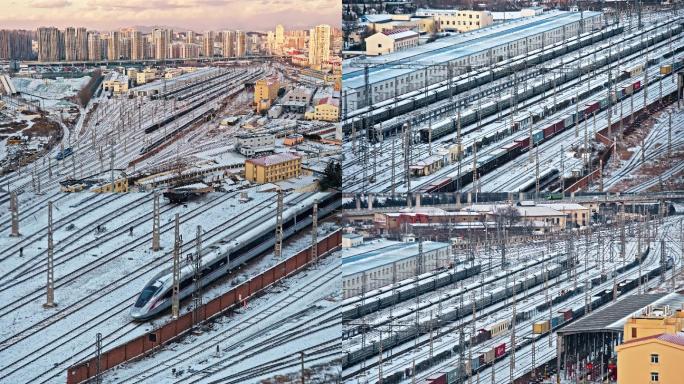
[340,192,684,384]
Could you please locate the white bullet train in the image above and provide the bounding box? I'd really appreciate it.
[130,192,339,320]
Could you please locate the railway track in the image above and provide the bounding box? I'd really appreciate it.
[111,251,341,384]
[0,194,288,383]
[343,19,683,193]
[345,224,650,382]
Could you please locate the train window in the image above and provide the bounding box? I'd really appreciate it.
[134,285,160,307]
[149,333,157,342]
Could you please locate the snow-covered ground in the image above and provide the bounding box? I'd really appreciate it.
[0,191,337,384]
[342,215,684,384]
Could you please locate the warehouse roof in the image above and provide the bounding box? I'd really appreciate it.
[342,240,450,276]
[245,152,301,167]
[343,10,602,89]
[557,293,684,335]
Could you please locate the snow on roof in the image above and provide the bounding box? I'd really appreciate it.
[622,332,684,347]
[465,203,564,217]
[382,30,419,40]
[516,205,566,217]
[342,240,450,276]
[343,10,602,88]
[559,294,676,335]
[539,203,590,211]
[318,97,340,106]
[343,233,363,239]
[362,14,394,23]
[246,152,301,167]
[410,154,442,167]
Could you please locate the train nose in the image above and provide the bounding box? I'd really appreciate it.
[130,307,146,320]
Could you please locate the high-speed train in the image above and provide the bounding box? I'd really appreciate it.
[130,192,339,320]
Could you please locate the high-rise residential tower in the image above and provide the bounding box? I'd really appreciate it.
[275,24,285,54]
[308,24,331,69]
[223,30,234,57]
[152,28,168,60]
[87,31,101,61]
[76,27,88,60]
[203,31,214,58]
[37,27,63,62]
[130,30,143,60]
[236,30,246,57]
[107,31,121,60]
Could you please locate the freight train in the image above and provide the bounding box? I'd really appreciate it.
[417,55,684,193]
[344,18,682,139]
[367,247,664,384]
[343,23,629,136]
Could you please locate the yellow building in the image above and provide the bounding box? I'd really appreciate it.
[254,77,280,112]
[91,178,129,193]
[244,152,302,183]
[617,333,684,384]
[136,68,156,84]
[102,74,129,95]
[416,9,494,33]
[622,310,684,342]
[364,30,419,56]
[540,203,591,227]
[312,97,339,122]
[616,308,684,384]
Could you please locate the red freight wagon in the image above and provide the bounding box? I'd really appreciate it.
[585,102,599,115]
[558,309,573,321]
[425,372,447,384]
[502,142,519,152]
[494,343,506,358]
[543,125,555,139]
[515,137,530,149]
[554,120,565,133]
[633,80,641,90]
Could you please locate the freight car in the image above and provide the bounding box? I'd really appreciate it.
[344,24,631,137]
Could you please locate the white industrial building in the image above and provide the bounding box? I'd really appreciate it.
[235,133,275,157]
[343,10,603,111]
[342,240,451,298]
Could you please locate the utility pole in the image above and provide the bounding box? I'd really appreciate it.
[275,189,284,259]
[509,284,517,383]
[152,193,160,251]
[661,238,667,284]
[668,111,673,157]
[10,191,19,237]
[300,351,305,384]
[192,225,203,326]
[44,201,55,308]
[172,213,181,319]
[95,332,102,384]
[535,147,540,198]
[311,199,318,263]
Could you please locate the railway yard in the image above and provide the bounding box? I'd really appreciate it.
[0,191,341,384]
[342,10,684,195]
[0,60,340,194]
[340,193,684,384]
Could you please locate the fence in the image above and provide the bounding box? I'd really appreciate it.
[66,230,341,384]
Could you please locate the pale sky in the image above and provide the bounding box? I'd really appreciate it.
[0,0,340,31]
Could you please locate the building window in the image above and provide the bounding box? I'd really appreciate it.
[632,328,637,338]
[651,372,659,382]
[651,354,659,364]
